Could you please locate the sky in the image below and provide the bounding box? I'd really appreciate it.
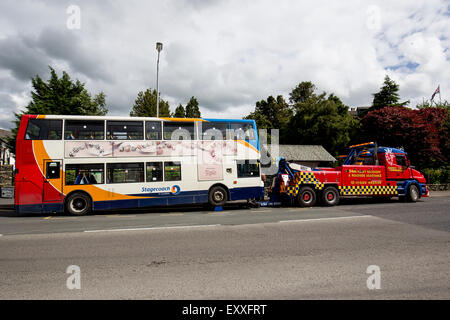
[0,0,448,129]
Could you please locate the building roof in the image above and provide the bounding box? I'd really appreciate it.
[263,144,336,162]
[0,129,12,141]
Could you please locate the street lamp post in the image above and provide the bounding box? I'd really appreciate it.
[156,42,163,118]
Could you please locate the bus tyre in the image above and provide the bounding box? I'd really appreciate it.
[66,192,92,216]
[208,186,227,207]
[406,184,419,202]
[297,186,316,207]
[322,186,339,206]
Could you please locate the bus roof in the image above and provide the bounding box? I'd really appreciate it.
[22,114,256,123]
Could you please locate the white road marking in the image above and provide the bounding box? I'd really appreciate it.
[279,215,373,223]
[84,224,221,233]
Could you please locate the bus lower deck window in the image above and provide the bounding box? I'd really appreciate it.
[237,160,260,178]
[146,162,163,182]
[65,164,104,185]
[107,163,144,183]
[164,162,181,181]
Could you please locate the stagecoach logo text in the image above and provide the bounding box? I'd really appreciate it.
[141,185,181,195]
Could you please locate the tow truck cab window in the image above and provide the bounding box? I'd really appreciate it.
[395,154,407,167]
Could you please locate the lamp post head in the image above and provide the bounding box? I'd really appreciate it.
[156,42,163,52]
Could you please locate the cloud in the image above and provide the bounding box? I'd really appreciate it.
[0,0,448,130]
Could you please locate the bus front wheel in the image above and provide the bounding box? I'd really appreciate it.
[65,192,92,216]
[208,186,228,207]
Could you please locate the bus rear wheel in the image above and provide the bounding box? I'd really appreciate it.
[297,186,316,207]
[208,186,228,207]
[65,192,92,216]
[321,186,339,206]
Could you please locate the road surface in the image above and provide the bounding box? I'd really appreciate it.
[0,194,449,299]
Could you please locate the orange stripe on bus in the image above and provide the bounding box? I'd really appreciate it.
[32,140,151,202]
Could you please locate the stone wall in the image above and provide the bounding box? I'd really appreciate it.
[0,165,13,186]
[428,184,450,191]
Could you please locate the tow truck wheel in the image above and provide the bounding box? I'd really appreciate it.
[297,186,316,207]
[322,186,340,206]
[406,184,419,202]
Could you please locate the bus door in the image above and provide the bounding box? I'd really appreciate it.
[43,159,63,202]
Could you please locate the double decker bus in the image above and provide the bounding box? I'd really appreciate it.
[14,115,263,215]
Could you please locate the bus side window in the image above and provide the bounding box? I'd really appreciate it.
[25,119,62,140]
[65,120,105,140]
[146,162,163,181]
[107,121,144,140]
[201,121,229,140]
[163,122,195,140]
[230,122,255,140]
[237,160,260,178]
[145,121,162,140]
[164,162,181,181]
[65,164,104,185]
[106,163,144,183]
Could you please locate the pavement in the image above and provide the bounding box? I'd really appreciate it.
[0,194,449,299]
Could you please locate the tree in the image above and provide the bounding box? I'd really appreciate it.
[130,88,170,117]
[185,96,201,118]
[370,75,408,111]
[287,90,359,155]
[245,95,293,143]
[173,104,186,118]
[6,66,107,153]
[361,106,448,169]
[289,81,316,105]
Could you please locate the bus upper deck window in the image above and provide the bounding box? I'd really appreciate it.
[65,120,105,140]
[201,121,229,140]
[230,122,255,140]
[107,121,144,140]
[163,122,195,140]
[145,121,162,140]
[25,119,62,140]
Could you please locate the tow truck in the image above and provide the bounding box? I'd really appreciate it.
[267,142,429,207]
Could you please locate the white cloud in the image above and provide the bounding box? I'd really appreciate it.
[0,0,448,129]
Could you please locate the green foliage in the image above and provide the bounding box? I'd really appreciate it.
[6,66,108,153]
[130,88,170,117]
[371,75,401,111]
[185,97,201,118]
[173,104,186,118]
[287,90,360,155]
[422,166,450,184]
[245,95,293,143]
[289,81,316,105]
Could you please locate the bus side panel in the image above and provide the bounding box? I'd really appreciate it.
[230,186,264,201]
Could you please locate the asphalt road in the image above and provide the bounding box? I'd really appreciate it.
[0,195,449,299]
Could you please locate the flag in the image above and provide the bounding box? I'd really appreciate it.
[431,85,440,101]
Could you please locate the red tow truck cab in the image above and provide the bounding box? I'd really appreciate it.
[270,142,429,207]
